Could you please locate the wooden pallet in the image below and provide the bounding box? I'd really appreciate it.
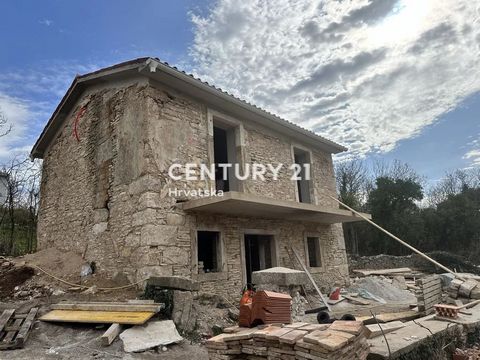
[0,308,38,350]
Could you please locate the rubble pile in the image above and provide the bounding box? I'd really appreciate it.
[0,257,35,299]
[205,321,369,360]
[448,278,480,299]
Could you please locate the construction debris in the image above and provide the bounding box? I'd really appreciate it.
[119,320,183,353]
[206,321,369,360]
[100,323,123,346]
[448,278,480,299]
[351,276,416,303]
[0,308,38,350]
[50,301,163,312]
[353,267,412,276]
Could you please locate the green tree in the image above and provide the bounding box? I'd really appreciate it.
[364,177,424,255]
[430,187,480,259]
[335,159,368,255]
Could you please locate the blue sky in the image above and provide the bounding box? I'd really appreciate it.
[0,0,479,184]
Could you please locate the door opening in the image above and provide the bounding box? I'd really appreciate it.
[244,234,275,284]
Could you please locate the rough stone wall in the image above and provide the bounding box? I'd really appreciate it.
[311,149,338,208]
[38,78,153,280]
[192,214,349,298]
[37,77,349,300]
[242,127,297,201]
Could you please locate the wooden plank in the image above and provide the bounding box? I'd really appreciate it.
[2,318,23,344]
[417,289,441,299]
[14,308,38,348]
[419,289,442,302]
[353,268,412,276]
[39,310,154,325]
[50,302,162,312]
[416,276,441,286]
[289,246,332,312]
[420,281,442,293]
[127,300,155,304]
[101,323,122,346]
[0,309,15,333]
[365,321,406,338]
[418,290,443,301]
[344,295,370,305]
[375,310,421,323]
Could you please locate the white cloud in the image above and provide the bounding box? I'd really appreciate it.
[0,94,33,162]
[39,19,53,26]
[190,0,480,158]
[0,62,102,163]
[463,137,480,168]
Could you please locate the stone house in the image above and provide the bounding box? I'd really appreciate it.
[31,57,366,298]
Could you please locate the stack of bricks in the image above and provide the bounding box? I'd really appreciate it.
[205,321,370,360]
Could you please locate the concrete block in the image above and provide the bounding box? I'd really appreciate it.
[147,276,200,291]
[252,267,308,286]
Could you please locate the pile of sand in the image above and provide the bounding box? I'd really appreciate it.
[21,247,86,279]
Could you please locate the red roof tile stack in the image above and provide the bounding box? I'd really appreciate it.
[239,290,292,327]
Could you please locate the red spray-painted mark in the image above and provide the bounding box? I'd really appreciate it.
[73,106,87,141]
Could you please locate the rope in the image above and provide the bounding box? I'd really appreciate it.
[30,264,147,291]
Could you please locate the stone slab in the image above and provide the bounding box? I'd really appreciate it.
[120,320,183,352]
[147,276,199,291]
[368,317,462,358]
[252,267,308,286]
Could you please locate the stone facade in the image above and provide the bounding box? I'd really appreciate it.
[37,74,349,300]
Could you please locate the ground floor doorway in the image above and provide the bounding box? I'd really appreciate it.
[244,234,276,284]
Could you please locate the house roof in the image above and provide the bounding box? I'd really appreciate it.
[31,57,347,159]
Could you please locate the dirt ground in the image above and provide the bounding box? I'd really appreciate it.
[1,320,208,360]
